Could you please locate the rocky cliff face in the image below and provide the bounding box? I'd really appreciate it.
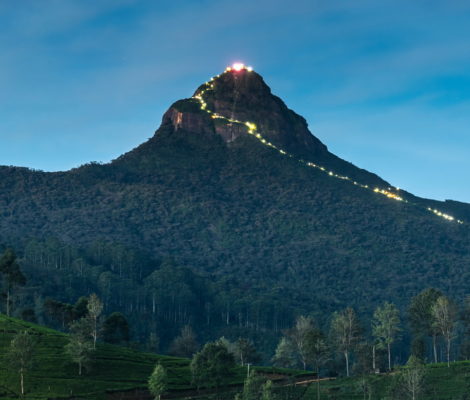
[161,67,328,159]
[153,66,390,189]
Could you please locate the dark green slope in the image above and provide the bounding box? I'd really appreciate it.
[0,67,469,323]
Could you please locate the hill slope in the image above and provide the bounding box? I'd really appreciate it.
[0,314,189,399]
[0,315,309,400]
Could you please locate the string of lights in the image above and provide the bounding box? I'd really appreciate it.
[192,64,463,225]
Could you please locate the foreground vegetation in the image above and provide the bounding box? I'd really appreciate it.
[2,313,470,400]
[0,315,310,400]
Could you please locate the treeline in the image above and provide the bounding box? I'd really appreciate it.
[4,244,470,377]
[3,240,470,370]
[0,242,295,356]
[147,294,470,400]
[271,291,470,379]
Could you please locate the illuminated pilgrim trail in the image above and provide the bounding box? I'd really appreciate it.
[192,64,463,225]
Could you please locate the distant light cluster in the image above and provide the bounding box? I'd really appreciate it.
[427,208,456,221]
[374,188,404,202]
[225,63,253,73]
[191,67,464,225]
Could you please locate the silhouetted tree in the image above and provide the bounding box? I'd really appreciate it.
[271,337,296,368]
[286,315,316,369]
[169,325,199,357]
[0,249,26,316]
[190,339,235,390]
[432,296,457,367]
[242,370,263,400]
[330,307,361,377]
[372,302,401,371]
[235,338,261,366]
[7,330,36,396]
[408,288,442,363]
[103,312,130,344]
[398,356,426,400]
[305,328,330,400]
[66,318,94,375]
[261,380,274,400]
[87,293,103,349]
[148,363,167,400]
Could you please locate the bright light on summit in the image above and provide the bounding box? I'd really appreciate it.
[226,63,254,72]
[232,63,245,71]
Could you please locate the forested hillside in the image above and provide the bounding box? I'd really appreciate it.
[1,66,470,361]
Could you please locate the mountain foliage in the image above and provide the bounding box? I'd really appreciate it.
[1,68,470,361]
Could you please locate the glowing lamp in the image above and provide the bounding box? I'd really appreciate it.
[232,63,245,71]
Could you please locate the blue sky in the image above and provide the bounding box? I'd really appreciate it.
[1,0,470,202]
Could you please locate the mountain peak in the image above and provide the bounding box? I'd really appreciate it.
[152,65,465,224]
[195,63,272,101]
[162,65,328,158]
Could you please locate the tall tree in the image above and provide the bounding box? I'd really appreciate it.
[432,296,457,367]
[372,302,401,371]
[74,296,90,319]
[148,363,167,400]
[102,312,130,344]
[44,298,74,328]
[398,356,426,400]
[190,340,235,390]
[87,293,103,350]
[0,249,26,316]
[235,338,261,366]
[408,288,442,363]
[241,370,263,400]
[65,318,94,375]
[356,376,373,400]
[271,337,296,368]
[305,328,329,400]
[330,307,361,377]
[7,330,36,396]
[261,380,274,400]
[461,296,470,359]
[169,325,199,357]
[286,315,316,369]
[43,297,88,329]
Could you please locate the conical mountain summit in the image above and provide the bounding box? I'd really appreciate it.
[126,64,466,224]
[149,64,393,190]
[166,64,327,157]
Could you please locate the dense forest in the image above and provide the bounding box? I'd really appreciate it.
[2,239,470,373]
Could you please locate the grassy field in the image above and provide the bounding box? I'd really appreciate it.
[306,361,470,399]
[0,315,310,400]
